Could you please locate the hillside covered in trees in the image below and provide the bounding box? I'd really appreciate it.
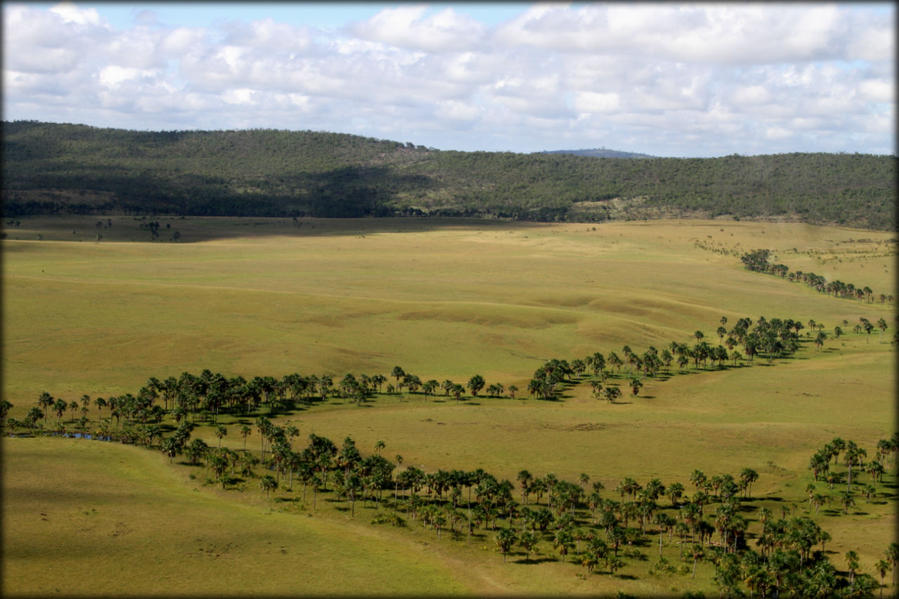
[3,121,895,230]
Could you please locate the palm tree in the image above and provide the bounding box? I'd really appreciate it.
[53,398,67,427]
[496,527,517,563]
[467,374,485,397]
[841,491,856,514]
[667,482,684,507]
[887,543,899,589]
[517,470,533,504]
[553,528,574,560]
[739,468,758,498]
[519,531,539,561]
[260,474,278,498]
[629,377,643,397]
[603,386,621,404]
[607,352,623,374]
[215,425,227,447]
[37,391,54,420]
[240,424,251,450]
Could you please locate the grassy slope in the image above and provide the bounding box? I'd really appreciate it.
[2,216,895,595]
[2,436,474,596]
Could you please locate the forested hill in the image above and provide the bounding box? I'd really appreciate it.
[3,121,895,230]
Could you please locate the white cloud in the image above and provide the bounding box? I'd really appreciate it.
[49,2,102,26]
[1,3,893,156]
[351,5,486,53]
[574,92,620,114]
[765,126,793,140]
[732,85,772,106]
[221,88,255,105]
[99,65,155,88]
[859,78,893,103]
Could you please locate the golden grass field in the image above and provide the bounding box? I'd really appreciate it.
[2,215,896,596]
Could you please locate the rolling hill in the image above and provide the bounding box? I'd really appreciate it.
[2,121,895,230]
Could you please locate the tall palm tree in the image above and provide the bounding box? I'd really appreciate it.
[215,425,227,448]
[240,424,251,450]
[739,468,758,498]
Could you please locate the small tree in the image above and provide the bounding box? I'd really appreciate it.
[467,375,485,397]
[260,474,278,498]
[519,531,539,561]
[496,527,517,563]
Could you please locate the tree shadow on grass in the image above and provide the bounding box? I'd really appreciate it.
[514,556,558,565]
[274,496,302,504]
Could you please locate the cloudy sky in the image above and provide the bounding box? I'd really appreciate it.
[3,2,895,156]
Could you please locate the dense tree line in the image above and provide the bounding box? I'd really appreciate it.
[6,311,877,435]
[741,249,895,304]
[3,121,895,229]
[529,313,826,402]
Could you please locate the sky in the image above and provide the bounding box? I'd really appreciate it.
[3,2,895,157]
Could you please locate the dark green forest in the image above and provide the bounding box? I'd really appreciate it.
[3,121,895,230]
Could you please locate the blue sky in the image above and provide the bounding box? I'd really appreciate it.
[4,2,895,156]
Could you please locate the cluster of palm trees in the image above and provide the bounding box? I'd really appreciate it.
[526,314,816,402]
[740,248,894,304]
[807,435,898,515]
[150,421,894,595]
[7,368,522,436]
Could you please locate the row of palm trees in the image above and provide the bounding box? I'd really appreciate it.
[151,420,897,596]
[9,309,882,438]
[527,313,829,402]
[740,248,894,304]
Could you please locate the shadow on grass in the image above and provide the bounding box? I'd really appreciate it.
[274,496,302,504]
[514,556,558,565]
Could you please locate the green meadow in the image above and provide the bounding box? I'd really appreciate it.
[2,215,896,596]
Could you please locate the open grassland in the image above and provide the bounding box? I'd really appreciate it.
[3,216,894,400]
[2,216,896,595]
[2,437,474,596]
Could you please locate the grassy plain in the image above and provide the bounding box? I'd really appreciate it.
[2,215,896,595]
[2,436,473,596]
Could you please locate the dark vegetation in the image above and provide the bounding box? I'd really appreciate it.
[741,249,895,305]
[3,121,895,229]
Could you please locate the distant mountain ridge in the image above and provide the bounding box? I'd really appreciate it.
[2,121,895,230]
[540,148,656,159]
